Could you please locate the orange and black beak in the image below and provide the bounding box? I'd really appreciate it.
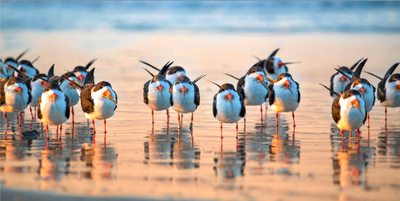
[157,85,164,99]
[14,87,25,107]
[78,75,84,83]
[283,80,293,95]
[41,80,47,86]
[7,65,12,70]
[21,68,26,73]
[351,98,363,116]
[256,74,269,90]
[225,93,234,109]
[69,82,76,89]
[340,76,347,82]
[278,61,283,68]
[396,82,400,91]
[180,87,188,98]
[49,92,58,110]
[358,87,366,95]
[103,90,117,106]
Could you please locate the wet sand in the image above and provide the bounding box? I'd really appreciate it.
[1,31,400,201]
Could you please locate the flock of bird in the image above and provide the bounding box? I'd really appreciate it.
[1,49,400,141]
[0,50,118,139]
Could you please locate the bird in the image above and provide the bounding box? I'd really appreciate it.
[364,62,400,126]
[60,71,81,123]
[264,73,301,127]
[80,68,118,134]
[143,61,174,124]
[252,48,300,80]
[225,66,269,123]
[335,58,375,128]
[38,70,71,139]
[170,74,206,130]
[320,84,366,140]
[210,81,245,138]
[329,58,364,99]
[17,59,40,78]
[72,58,97,85]
[2,49,29,78]
[139,60,187,85]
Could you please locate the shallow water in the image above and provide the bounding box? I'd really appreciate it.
[1,30,400,201]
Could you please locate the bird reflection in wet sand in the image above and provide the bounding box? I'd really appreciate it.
[330,124,375,188]
[214,137,246,179]
[1,137,32,174]
[269,125,300,164]
[80,143,118,180]
[377,125,400,164]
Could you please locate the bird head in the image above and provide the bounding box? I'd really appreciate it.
[14,86,26,107]
[103,89,117,106]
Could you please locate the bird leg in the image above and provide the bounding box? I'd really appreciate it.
[92,119,96,133]
[72,107,75,124]
[292,112,296,127]
[178,113,180,128]
[236,122,238,139]
[5,112,9,127]
[180,113,184,129]
[19,112,22,127]
[357,129,360,142]
[265,102,268,120]
[59,124,62,139]
[260,105,263,122]
[166,109,169,123]
[46,124,49,140]
[34,107,37,119]
[104,119,107,133]
[220,123,223,139]
[341,130,344,141]
[276,113,279,127]
[367,112,370,128]
[151,110,154,124]
[30,106,34,119]
[190,113,193,130]
[385,107,387,128]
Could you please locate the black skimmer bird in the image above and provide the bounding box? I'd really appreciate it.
[72,58,97,85]
[364,62,400,126]
[143,61,174,124]
[38,72,71,139]
[264,73,300,127]
[17,60,40,79]
[170,74,206,130]
[335,58,376,128]
[210,81,245,138]
[2,49,29,78]
[225,66,269,122]
[0,75,32,127]
[80,68,118,134]
[60,72,81,123]
[329,58,364,99]
[320,84,366,140]
[252,48,300,80]
[139,60,187,85]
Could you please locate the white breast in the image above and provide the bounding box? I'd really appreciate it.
[215,90,243,124]
[146,81,171,111]
[270,78,300,113]
[337,96,366,131]
[381,80,400,107]
[84,86,117,120]
[39,90,69,125]
[29,79,46,107]
[60,77,80,107]
[0,83,30,113]
[243,74,268,106]
[171,83,197,114]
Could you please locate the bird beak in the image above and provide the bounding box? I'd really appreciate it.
[278,61,283,68]
[69,82,76,89]
[180,87,188,98]
[15,87,25,107]
[41,80,47,86]
[7,65,12,70]
[352,99,363,116]
[21,68,26,73]
[358,87,366,95]
[157,85,164,99]
[78,75,84,83]
[225,93,234,109]
[340,76,347,82]
[397,84,400,91]
[103,90,117,106]
[50,92,58,110]
[256,74,269,90]
[283,80,293,95]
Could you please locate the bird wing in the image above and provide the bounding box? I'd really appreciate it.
[331,97,341,123]
[0,78,6,105]
[65,95,70,119]
[295,80,301,103]
[236,76,246,100]
[377,79,386,103]
[143,80,150,105]
[194,83,200,107]
[268,82,275,106]
[212,93,217,118]
[80,85,95,113]
[37,95,42,119]
[329,72,338,97]
[238,91,246,118]
[113,88,118,110]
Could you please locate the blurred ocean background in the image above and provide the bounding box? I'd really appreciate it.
[1,1,400,33]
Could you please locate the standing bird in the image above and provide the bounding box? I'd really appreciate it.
[0,76,32,127]
[329,58,364,99]
[139,60,187,85]
[365,63,400,126]
[265,73,300,127]
[225,66,269,122]
[80,68,118,134]
[38,74,70,139]
[17,60,40,78]
[73,58,97,85]
[60,72,81,123]
[143,61,174,124]
[252,48,300,80]
[210,82,245,138]
[335,58,375,128]
[320,84,366,140]
[170,74,206,130]
[2,49,29,78]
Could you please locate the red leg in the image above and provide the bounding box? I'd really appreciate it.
[5,112,9,127]
[341,130,344,141]
[385,107,387,128]
[236,122,238,139]
[72,107,75,124]
[190,113,193,130]
[367,112,370,128]
[180,113,183,129]
[357,129,360,141]
[104,119,107,133]
[30,106,34,119]
[260,105,263,121]
[59,124,63,139]
[292,112,296,127]
[92,119,96,133]
[34,107,37,119]
[104,119,107,142]
[178,113,180,128]
[46,124,49,140]
[276,113,279,127]
[265,102,268,120]
[220,123,223,139]
[166,110,169,123]
[19,112,22,127]
[151,110,154,124]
